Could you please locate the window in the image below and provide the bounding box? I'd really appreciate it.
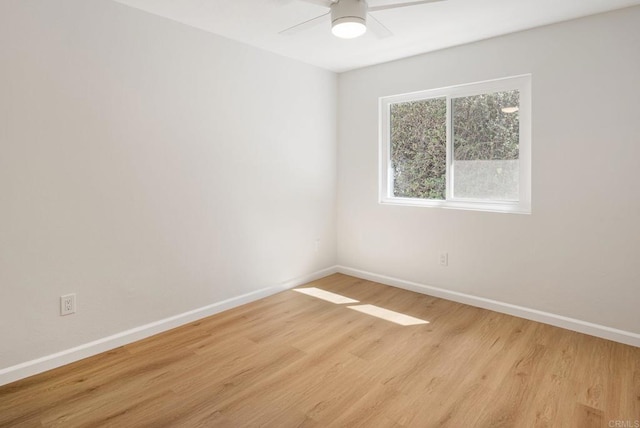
[379,75,531,214]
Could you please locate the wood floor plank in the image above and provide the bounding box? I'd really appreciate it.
[1,273,639,427]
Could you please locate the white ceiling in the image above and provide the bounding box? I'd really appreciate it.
[112,0,640,72]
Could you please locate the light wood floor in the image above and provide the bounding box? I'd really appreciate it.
[1,274,638,427]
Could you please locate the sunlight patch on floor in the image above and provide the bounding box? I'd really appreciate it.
[293,287,359,304]
[347,304,429,326]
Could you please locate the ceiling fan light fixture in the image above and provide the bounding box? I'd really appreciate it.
[332,17,367,38]
[330,0,368,39]
[280,0,447,40]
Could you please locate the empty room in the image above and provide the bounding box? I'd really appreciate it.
[1,0,639,426]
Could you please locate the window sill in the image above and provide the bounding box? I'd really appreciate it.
[379,197,531,214]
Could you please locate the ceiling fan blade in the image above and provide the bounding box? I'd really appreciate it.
[279,12,330,35]
[367,13,393,38]
[369,0,445,12]
[296,0,336,8]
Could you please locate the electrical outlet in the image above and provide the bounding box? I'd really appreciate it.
[439,252,448,267]
[60,294,76,316]
[315,239,320,253]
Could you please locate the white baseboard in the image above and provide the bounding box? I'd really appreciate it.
[0,266,338,387]
[3,264,637,387]
[336,265,640,348]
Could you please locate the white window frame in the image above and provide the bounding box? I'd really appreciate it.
[379,74,532,214]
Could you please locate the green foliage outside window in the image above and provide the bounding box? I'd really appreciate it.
[390,98,447,199]
[452,91,519,161]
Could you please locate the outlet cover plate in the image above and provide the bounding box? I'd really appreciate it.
[60,294,76,316]
[439,252,449,267]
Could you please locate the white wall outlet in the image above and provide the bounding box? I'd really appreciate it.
[60,294,76,316]
[315,239,320,253]
[439,252,449,267]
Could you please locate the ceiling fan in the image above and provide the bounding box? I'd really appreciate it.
[280,0,445,39]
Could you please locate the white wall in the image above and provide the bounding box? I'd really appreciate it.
[0,0,336,371]
[337,7,640,334]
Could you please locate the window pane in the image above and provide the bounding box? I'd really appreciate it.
[390,98,446,200]
[452,90,520,201]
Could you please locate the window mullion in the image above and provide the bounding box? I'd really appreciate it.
[445,96,453,201]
